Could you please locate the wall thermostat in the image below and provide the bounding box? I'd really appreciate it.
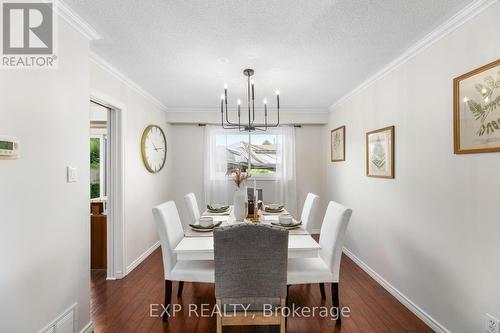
[0,136,20,159]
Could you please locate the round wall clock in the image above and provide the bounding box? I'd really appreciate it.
[141,125,167,173]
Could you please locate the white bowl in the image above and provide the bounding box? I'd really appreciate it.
[278,215,293,226]
[199,217,214,227]
[268,204,283,210]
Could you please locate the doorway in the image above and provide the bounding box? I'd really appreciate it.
[89,96,125,280]
[90,101,109,274]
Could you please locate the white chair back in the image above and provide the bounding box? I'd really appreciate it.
[184,192,200,224]
[300,193,319,231]
[318,201,352,281]
[152,201,184,279]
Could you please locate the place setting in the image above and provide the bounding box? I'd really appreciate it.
[261,214,308,235]
[186,216,224,236]
[262,203,288,215]
[203,204,232,216]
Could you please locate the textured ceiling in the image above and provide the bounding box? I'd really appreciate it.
[66,0,473,111]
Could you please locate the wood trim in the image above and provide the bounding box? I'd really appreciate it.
[366,126,395,179]
[453,58,500,154]
[331,125,346,162]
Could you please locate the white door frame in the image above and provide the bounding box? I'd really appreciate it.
[90,90,126,280]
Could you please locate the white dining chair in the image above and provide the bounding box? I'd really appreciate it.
[152,201,214,321]
[184,192,201,224]
[301,193,319,232]
[287,201,352,325]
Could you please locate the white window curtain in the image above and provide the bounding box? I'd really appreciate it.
[203,125,231,206]
[272,126,297,216]
[203,125,297,215]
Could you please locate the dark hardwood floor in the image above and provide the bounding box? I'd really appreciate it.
[91,245,433,333]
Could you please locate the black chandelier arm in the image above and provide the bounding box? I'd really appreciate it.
[251,82,255,125]
[221,100,240,129]
[224,106,239,126]
[266,94,280,127]
[264,103,268,130]
[224,87,239,127]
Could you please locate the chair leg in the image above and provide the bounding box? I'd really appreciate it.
[216,299,222,333]
[286,285,290,326]
[177,281,184,298]
[280,298,286,333]
[332,282,341,325]
[319,283,326,300]
[286,285,290,304]
[163,280,172,322]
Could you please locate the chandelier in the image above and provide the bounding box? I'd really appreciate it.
[220,68,280,132]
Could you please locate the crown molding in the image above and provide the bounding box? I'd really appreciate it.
[54,1,167,111]
[90,52,167,111]
[329,0,498,111]
[165,106,329,113]
[54,0,101,40]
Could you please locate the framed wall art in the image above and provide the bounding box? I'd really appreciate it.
[366,126,394,179]
[454,59,500,154]
[331,126,345,162]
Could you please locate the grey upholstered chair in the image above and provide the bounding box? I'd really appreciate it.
[214,224,288,333]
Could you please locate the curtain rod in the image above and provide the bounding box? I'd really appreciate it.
[196,123,302,128]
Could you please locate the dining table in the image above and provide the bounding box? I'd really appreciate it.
[174,206,321,261]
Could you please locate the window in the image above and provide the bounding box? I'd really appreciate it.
[90,137,101,199]
[215,133,279,178]
[90,135,107,199]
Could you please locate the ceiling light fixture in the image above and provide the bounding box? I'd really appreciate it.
[220,68,280,132]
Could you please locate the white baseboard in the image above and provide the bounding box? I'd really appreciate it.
[79,321,94,333]
[342,247,449,333]
[310,228,321,235]
[126,241,160,275]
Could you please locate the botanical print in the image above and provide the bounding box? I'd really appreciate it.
[366,126,394,178]
[331,126,345,162]
[455,60,500,153]
[370,136,386,171]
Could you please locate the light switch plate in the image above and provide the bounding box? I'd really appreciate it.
[67,166,77,183]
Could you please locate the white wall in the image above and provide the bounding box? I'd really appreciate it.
[325,2,500,332]
[169,123,326,231]
[0,21,91,333]
[90,62,171,272]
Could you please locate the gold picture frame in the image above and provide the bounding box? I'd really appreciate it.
[331,126,345,162]
[453,59,500,154]
[366,126,395,179]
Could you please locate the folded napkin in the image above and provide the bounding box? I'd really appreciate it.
[265,206,284,213]
[207,204,229,213]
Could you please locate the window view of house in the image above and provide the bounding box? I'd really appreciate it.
[216,133,279,175]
